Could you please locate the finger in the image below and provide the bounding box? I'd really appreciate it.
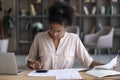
[30,63,37,69]
[117,58,120,61]
[117,59,120,64]
[39,63,43,69]
[113,63,118,70]
[113,61,120,70]
[35,61,43,69]
[117,59,120,66]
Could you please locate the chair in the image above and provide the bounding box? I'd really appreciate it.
[84,27,114,55]
[65,26,80,36]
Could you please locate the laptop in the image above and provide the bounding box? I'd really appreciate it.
[0,52,18,75]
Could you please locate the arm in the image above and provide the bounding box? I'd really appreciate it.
[75,37,94,68]
[27,60,34,69]
[75,36,104,68]
[89,61,104,68]
[27,34,42,70]
[89,58,120,70]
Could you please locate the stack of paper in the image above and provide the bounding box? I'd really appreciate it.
[86,69,120,78]
[86,55,120,78]
[93,55,118,70]
[28,68,84,80]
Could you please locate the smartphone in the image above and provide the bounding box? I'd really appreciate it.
[36,69,48,73]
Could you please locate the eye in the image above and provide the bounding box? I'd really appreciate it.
[56,30,61,33]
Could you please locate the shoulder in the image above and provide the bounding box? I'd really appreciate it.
[33,31,49,41]
[65,32,79,39]
[35,31,48,38]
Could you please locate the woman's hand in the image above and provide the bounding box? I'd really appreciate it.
[91,56,120,70]
[27,60,43,70]
[113,58,120,70]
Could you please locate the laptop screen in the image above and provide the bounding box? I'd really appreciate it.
[0,52,18,75]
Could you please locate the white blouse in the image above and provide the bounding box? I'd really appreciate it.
[27,31,93,69]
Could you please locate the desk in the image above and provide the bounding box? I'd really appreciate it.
[80,71,120,80]
[0,71,56,80]
[0,70,120,80]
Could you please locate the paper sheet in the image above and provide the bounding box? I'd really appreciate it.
[93,55,118,70]
[86,69,120,78]
[27,68,84,80]
[86,54,120,78]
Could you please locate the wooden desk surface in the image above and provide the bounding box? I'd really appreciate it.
[0,70,120,80]
[0,71,56,80]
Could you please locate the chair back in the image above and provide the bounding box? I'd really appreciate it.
[65,26,80,36]
[99,27,112,35]
[84,27,114,48]
[97,27,114,48]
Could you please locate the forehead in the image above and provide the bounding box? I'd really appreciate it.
[49,23,65,30]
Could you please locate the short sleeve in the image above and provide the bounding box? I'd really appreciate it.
[75,37,93,68]
[27,34,39,62]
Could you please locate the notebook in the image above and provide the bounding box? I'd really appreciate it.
[0,52,18,75]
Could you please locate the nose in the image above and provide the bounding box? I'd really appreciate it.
[53,32,58,36]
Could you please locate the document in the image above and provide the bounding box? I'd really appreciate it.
[86,55,120,78]
[93,55,118,70]
[86,69,120,78]
[27,68,84,80]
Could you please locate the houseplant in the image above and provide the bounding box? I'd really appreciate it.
[32,22,43,36]
[0,0,14,52]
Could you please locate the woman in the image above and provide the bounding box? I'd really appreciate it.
[27,1,118,70]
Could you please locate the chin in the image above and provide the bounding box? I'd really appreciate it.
[53,37,58,39]
[52,37,59,39]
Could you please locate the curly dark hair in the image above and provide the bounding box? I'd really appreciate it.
[48,1,75,27]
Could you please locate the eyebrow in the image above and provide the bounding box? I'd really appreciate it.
[49,27,62,31]
[50,29,63,32]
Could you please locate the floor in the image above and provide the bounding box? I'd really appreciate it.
[16,54,120,71]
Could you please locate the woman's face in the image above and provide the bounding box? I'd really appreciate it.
[48,23,65,40]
